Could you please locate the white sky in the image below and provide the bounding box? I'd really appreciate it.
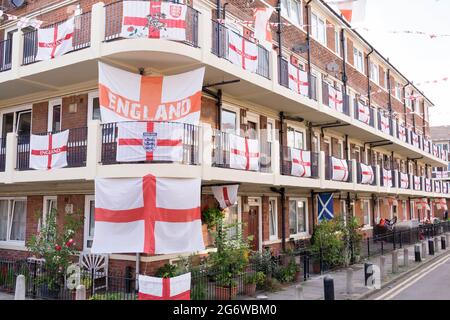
[333,0,450,126]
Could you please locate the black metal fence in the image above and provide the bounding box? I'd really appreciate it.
[104,0,199,47]
[280,146,319,178]
[16,127,88,170]
[0,38,12,72]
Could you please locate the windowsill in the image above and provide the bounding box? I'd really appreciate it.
[361,225,373,231]
[0,241,27,251]
[289,233,310,240]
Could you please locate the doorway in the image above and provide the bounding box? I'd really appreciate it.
[247,197,262,252]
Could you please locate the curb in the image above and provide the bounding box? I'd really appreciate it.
[356,248,450,300]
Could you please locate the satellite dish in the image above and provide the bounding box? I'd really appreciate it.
[9,0,26,8]
[326,62,339,73]
[292,43,308,54]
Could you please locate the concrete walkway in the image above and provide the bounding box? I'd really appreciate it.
[242,236,450,300]
[0,292,14,300]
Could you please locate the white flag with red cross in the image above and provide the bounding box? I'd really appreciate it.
[290,148,311,177]
[98,62,204,124]
[423,138,430,153]
[228,31,258,73]
[416,198,430,211]
[435,198,448,211]
[29,130,69,170]
[328,85,344,113]
[253,7,274,50]
[121,1,187,41]
[211,184,239,209]
[91,175,204,254]
[138,273,191,300]
[116,121,184,162]
[400,172,409,189]
[356,101,370,124]
[425,178,432,192]
[433,144,439,158]
[360,163,374,184]
[413,176,421,190]
[288,63,308,96]
[331,157,349,182]
[435,180,442,193]
[398,124,407,142]
[229,134,260,171]
[379,113,390,135]
[336,0,367,24]
[411,131,420,148]
[36,17,74,61]
[382,168,393,187]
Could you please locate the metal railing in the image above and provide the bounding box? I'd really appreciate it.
[356,162,377,186]
[325,156,352,182]
[380,168,396,188]
[0,138,5,172]
[16,127,88,170]
[104,0,199,47]
[0,38,12,72]
[353,101,375,127]
[211,20,270,79]
[412,175,423,191]
[398,171,410,189]
[22,12,92,65]
[280,146,319,178]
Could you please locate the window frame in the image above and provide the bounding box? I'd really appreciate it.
[334,29,340,55]
[353,46,365,74]
[311,12,326,45]
[221,104,241,135]
[47,98,62,132]
[0,197,27,245]
[40,196,57,233]
[83,195,95,251]
[369,61,379,84]
[287,125,306,150]
[362,199,371,227]
[288,197,309,237]
[268,197,278,241]
[87,91,100,122]
[281,0,303,27]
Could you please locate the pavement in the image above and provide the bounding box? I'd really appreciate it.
[242,235,450,300]
[0,292,14,300]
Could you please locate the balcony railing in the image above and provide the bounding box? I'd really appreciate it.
[321,81,350,116]
[100,121,200,165]
[398,171,410,189]
[353,101,375,127]
[212,130,271,173]
[16,127,88,170]
[380,168,396,188]
[280,146,319,178]
[22,11,92,65]
[211,20,270,79]
[377,110,394,136]
[0,38,12,72]
[0,138,5,172]
[356,162,377,186]
[104,0,199,47]
[432,170,450,179]
[325,156,352,182]
[412,175,422,191]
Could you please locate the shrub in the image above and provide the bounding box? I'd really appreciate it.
[155,263,179,278]
[262,277,282,292]
[191,281,207,300]
[310,219,346,268]
[202,207,225,230]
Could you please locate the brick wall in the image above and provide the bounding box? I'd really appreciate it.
[31,102,48,134]
[200,96,218,129]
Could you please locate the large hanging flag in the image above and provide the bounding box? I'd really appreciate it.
[290,148,311,177]
[98,62,204,124]
[253,7,274,50]
[382,168,393,187]
[29,130,69,170]
[116,121,184,162]
[211,184,239,209]
[356,101,370,124]
[36,17,74,61]
[379,113,390,135]
[331,156,349,182]
[425,178,432,192]
[335,0,367,24]
[288,63,308,96]
[229,134,260,171]
[91,175,204,254]
[413,176,421,190]
[432,144,439,158]
[318,193,334,221]
[435,198,448,211]
[228,31,258,73]
[435,180,442,193]
[416,198,430,211]
[360,163,374,184]
[443,182,449,194]
[138,273,191,300]
[328,85,344,113]
[400,172,409,189]
[410,131,420,148]
[120,1,187,41]
[398,123,407,142]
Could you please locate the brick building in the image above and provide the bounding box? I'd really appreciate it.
[0,0,449,274]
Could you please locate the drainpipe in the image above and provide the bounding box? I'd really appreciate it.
[366,47,374,107]
[279,112,285,172]
[271,187,286,252]
[216,0,221,19]
[371,194,376,226]
[222,3,228,19]
[411,89,416,133]
[402,81,410,125]
[344,134,349,160]
[276,1,282,85]
[340,29,348,101]
[305,0,313,99]
[387,69,392,118]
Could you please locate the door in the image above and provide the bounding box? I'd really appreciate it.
[248,206,259,251]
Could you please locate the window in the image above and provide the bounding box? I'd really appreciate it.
[287,127,304,149]
[88,91,101,121]
[281,0,302,26]
[369,62,379,84]
[410,200,415,220]
[48,99,62,132]
[391,203,397,220]
[223,198,241,238]
[267,119,275,142]
[40,196,57,234]
[337,140,344,158]
[402,200,407,221]
[353,47,364,73]
[83,196,95,250]
[395,83,402,100]
[311,13,326,45]
[221,109,238,134]
[268,198,278,240]
[310,73,318,100]
[289,199,308,236]
[0,199,27,243]
[362,200,371,226]
[334,30,340,55]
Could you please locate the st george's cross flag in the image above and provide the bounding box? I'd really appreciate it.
[379,113,390,135]
[432,144,439,158]
[288,63,309,96]
[331,156,349,182]
[413,176,421,191]
[290,148,312,177]
[29,130,69,170]
[416,198,430,211]
[360,163,374,184]
[435,180,442,193]
[228,31,258,73]
[425,178,432,192]
[398,123,407,142]
[120,1,187,41]
[98,62,204,124]
[253,7,274,50]
[435,198,448,211]
[91,175,204,254]
[423,138,430,153]
[356,101,370,124]
[382,168,393,187]
[229,134,260,171]
[443,182,449,194]
[411,131,420,148]
[138,273,191,300]
[318,193,334,222]
[116,121,184,162]
[211,184,239,209]
[400,172,409,189]
[328,85,344,113]
[36,17,74,61]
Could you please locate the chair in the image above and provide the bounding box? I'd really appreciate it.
[79,253,108,294]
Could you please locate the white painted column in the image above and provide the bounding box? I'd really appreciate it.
[86,120,101,180]
[201,123,212,180]
[271,140,280,177]
[90,2,106,57]
[351,159,357,188]
[319,151,326,188]
[196,5,212,58]
[4,132,17,184]
[11,30,24,73]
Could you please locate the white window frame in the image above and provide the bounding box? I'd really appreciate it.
[289,197,309,237]
[0,197,27,245]
[337,140,344,159]
[40,196,57,232]
[334,29,340,55]
[395,83,402,100]
[353,46,364,74]
[0,105,33,136]
[266,118,276,143]
[221,104,241,135]
[268,197,278,241]
[47,98,62,132]
[402,200,407,221]
[83,195,95,251]
[281,0,303,27]
[311,12,326,45]
[369,62,379,84]
[245,111,260,138]
[287,124,306,150]
[362,199,371,227]
[87,91,99,121]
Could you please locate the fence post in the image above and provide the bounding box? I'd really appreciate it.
[125,266,132,293]
[76,285,86,300]
[14,275,26,300]
[346,268,353,294]
[367,238,370,257]
[414,244,421,262]
[428,239,435,255]
[441,236,446,250]
[32,261,37,298]
[392,250,399,273]
[323,276,335,300]
[295,284,304,300]
[403,248,409,267]
[434,237,440,253]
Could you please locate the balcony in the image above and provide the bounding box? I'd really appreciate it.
[280,146,319,178]
[0,38,12,72]
[356,162,377,186]
[353,101,375,128]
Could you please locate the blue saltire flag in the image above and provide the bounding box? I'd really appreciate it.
[318,192,334,222]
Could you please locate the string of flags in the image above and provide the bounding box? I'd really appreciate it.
[0,11,43,28]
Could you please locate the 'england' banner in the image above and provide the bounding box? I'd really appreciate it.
[435,181,442,193]
[435,198,448,211]
[357,101,370,124]
[229,134,260,171]
[288,63,308,96]
[121,1,187,41]
[138,273,191,300]
[116,121,184,162]
[379,113,390,135]
[411,131,420,148]
[30,130,69,170]
[253,7,274,50]
[211,184,239,209]
[36,17,74,61]
[400,172,409,189]
[382,168,393,187]
[91,175,204,254]
[425,178,432,192]
[98,62,204,124]
[398,124,407,142]
[360,163,374,184]
[413,176,421,190]
[228,31,258,73]
[290,148,311,177]
[328,85,344,113]
[331,157,349,182]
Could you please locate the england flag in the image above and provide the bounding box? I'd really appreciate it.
[36,17,74,61]
[29,130,69,170]
[138,273,191,300]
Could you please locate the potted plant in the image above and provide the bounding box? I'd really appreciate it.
[243,273,257,296]
[215,272,238,300]
[202,207,224,230]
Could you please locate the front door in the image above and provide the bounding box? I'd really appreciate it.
[248,205,259,251]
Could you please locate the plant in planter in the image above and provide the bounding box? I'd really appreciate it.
[243,273,257,296]
[155,263,180,278]
[342,216,363,265]
[249,249,278,278]
[202,207,225,230]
